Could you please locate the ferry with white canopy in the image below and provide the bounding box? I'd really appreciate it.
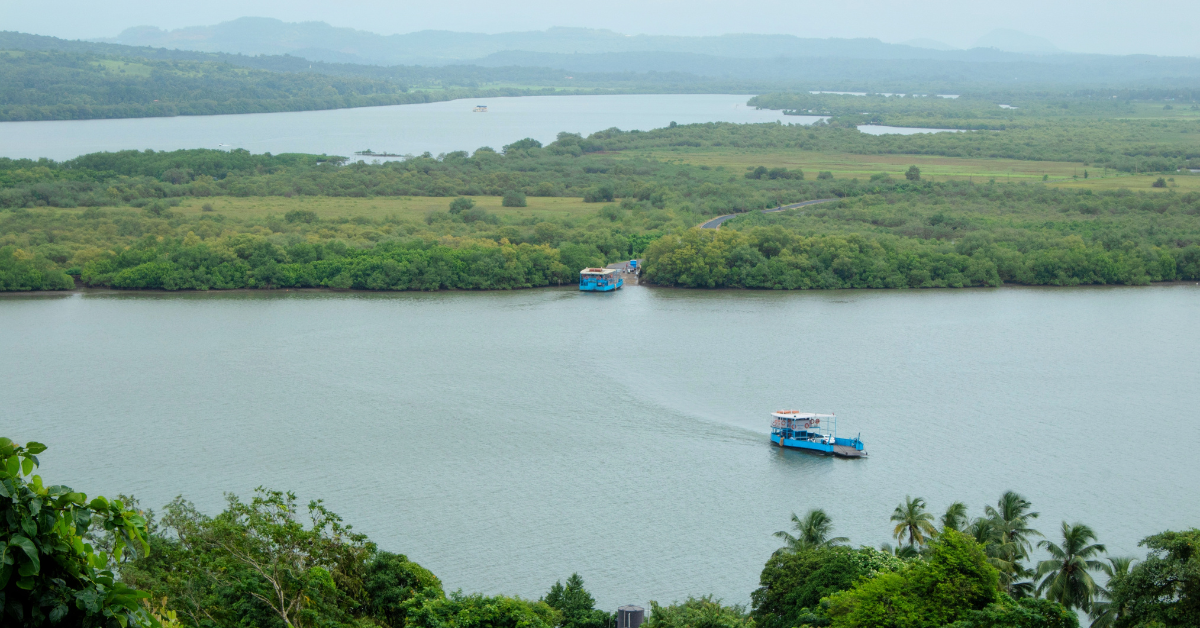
[770,410,866,458]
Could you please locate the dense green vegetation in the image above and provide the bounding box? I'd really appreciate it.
[6,437,1195,628]
[584,120,1200,173]
[2,114,1199,292]
[0,50,593,122]
[642,181,1200,289]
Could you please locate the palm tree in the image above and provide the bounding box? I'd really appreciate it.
[891,496,937,548]
[774,509,849,553]
[940,501,969,532]
[984,491,1042,595]
[879,542,921,560]
[1088,556,1136,628]
[1036,521,1107,613]
[986,491,1042,560]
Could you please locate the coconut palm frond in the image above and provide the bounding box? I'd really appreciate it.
[774,508,847,553]
[1036,521,1107,613]
[891,496,937,548]
[940,501,969,532]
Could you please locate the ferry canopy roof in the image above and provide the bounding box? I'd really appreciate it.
[580,267,615,275]
[772,411,835,419]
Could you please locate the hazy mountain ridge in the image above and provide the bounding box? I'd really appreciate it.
[99,17,1082,67]
[6,26,1200,94]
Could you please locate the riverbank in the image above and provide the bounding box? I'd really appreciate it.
[5,278,1199,299]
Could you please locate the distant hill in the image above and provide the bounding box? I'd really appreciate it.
[2,26,1200,121]
[78,18,1200,90]
[901,39,959,51]
[974,29,1061,55]
[99,17,1049,66]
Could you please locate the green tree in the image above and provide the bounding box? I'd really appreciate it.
[746,166,769,180]
[947,595,1079,628]
[365,551,444,628]
[403,591,559,628]
[502,190,527,207]
[1090,557,1136,628]
[449,197,476,214]
[1107,529,1200,628]
[0,437,155,627]
[644,596,753,628]
[891,496,937,548]
[826,530,1000,628]
[774,509,849,553]
[284,210,318,223]
[543,574,611,628]
[1036,522,1107,613]
[751,546,904,628]
[502,138,543,154]
[122,489,374,628]
[583,184,615,203]
[942,502,970,532]
[1152,178,1167,188]
[905,166,921,181]
[983,491,1042,596]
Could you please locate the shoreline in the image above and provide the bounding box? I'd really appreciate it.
[2,280,1198,299]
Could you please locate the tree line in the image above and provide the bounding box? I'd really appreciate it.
[0,50,619,122]
[3,437,1194,628]
[3,141,1200,292]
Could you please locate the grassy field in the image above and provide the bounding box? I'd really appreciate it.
[1123,102,1200,120]
[635,148,1090,182]
[633,148,1200,192]
[171,195,600,221]
[1048,172,1200,191]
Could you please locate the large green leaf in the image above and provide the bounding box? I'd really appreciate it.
[24,441,47,454]
[9,534,40,574]
[21,515,37,538]
[20,456,34,476]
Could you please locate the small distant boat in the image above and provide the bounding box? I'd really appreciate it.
[579,267,623,292]
[473,105,488,112]
[770,410,866,458]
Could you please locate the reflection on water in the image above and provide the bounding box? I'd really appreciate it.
[3,284,1199,609]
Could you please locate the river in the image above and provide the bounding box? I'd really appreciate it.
[0,94,821,161]
[4,284,1198,610]
[0,93,958,162]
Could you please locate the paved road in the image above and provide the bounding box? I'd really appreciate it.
[699,198,839,229]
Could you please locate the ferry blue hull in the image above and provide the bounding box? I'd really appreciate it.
[580,277,624,291]
[772,433,866,457]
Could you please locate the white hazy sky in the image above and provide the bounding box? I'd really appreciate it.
[3,0,1199,57]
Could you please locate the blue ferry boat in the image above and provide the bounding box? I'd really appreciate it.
[770,410,866,458]
[580,267,623,292]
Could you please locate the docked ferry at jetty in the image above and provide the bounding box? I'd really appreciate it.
[579,267,623,292]
[770,410,866,458]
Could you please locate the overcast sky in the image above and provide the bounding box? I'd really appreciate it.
[4,0,1199,57]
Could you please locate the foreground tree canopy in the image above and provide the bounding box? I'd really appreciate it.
[2,436,1195,628]
[0,438,154,627]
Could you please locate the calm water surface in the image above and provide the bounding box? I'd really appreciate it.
[4,285,1199,609]
[0,94,820,161]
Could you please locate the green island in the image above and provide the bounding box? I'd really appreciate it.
[2,94,1200,292]
[3,436,1196,627]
